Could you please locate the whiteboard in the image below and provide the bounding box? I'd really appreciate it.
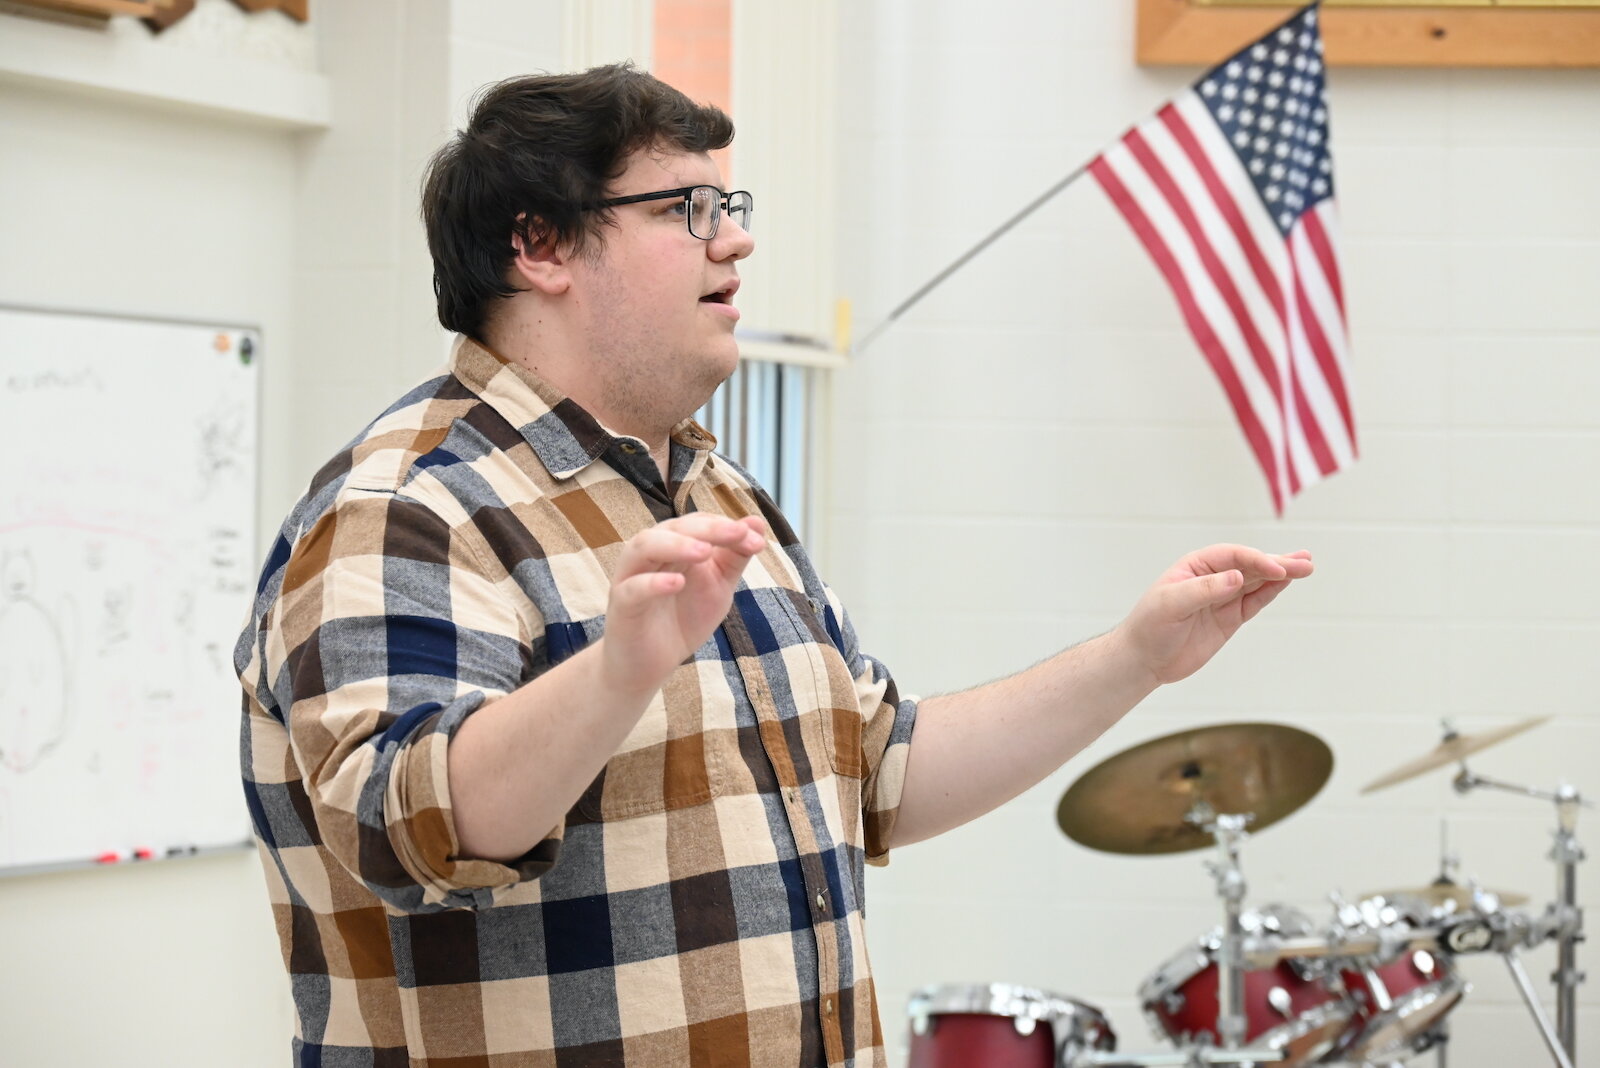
[0,306,257,872]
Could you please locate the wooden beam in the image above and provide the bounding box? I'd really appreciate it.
[8,0,157,18]
[229,0,308,21]
[142,0,196,33]
[1138,0,1600,66]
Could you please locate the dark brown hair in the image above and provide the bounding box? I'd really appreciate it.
[421,63,734,339]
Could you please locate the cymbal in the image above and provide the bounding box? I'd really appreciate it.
[1367,880,1529,909]
[1056,722,1333,855]
[1359,716,1549,795]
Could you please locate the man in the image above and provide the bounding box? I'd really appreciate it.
[238,64,1312,1067]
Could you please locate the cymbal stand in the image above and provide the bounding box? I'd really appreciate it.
[1451,764,1590,1065]
[1196,809,1253,1051]
[1502,947,1575,1068]
[1433,819,1454,1068]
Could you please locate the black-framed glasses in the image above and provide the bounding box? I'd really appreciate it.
[596,185,753,240]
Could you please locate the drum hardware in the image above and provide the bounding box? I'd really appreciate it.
[1366,819,1530,911]
[1359,718,1588,1066]
[1072,1050,1286,1066]
[908,718,1589,1068]
[1501,949,1575,1068]
[1204,810,1253,1050]
[1359,716,1549,795]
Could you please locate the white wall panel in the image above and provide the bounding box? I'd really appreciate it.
[0,55,297,1068]
[830,4,1600,1064]
[1451,334,1600,429]
[1448,243,1600,333]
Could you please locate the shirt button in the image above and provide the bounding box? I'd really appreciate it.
[619,443,637,454]
[815,891,827,911]
[824,998,834,1016]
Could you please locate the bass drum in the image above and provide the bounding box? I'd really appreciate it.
[908,983,1116,1068]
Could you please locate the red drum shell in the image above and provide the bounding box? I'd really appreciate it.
[1143,957,1352,1066]
[1338,950,1465,1061]
[907,1012,1057,1068]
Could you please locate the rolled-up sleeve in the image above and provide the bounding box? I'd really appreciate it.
[269,487,558,911]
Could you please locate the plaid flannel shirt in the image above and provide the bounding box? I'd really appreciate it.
[237,337,918,1067]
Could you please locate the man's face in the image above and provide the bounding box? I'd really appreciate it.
[566,147,754,436]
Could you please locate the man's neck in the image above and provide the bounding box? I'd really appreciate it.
[482,321,676,484]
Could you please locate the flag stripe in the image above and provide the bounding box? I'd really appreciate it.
[1300,205,1346,321]
[1293,208,1357,451]
[1289,249,1352,473]
[1147,102,1319,502]
[1098,143,1287,455]
[1088,5,1352,511]
[1090,155,1285,514]
[1124,128,1286,421]
[1162,101,1287,324]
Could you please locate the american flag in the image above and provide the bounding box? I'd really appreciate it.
[1090,4,1354,514]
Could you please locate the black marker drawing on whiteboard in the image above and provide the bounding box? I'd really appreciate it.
[196,399,247,500]
[100,583,132,653]
[0,551,73,774]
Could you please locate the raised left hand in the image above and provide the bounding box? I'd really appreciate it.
[1117,544,1314,686]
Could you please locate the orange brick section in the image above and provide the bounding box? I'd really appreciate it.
[654,0,732,177]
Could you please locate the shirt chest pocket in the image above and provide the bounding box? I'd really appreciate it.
[766,588,866,782]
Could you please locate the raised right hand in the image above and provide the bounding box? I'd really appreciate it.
[598,513,769,698]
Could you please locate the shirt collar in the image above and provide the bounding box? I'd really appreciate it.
[449,335,718,481]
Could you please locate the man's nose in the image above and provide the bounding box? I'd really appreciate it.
[713,218,754,261]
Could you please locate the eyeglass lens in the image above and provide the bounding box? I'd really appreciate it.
[688,187,752,239]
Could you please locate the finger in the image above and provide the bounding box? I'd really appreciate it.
[1272,551,1314,577]
[608,569,686,616]
[702,516,770,567]
[615,528,715,580]
[1239,578,1290,622]
[704,532,771,585]
[1179,544,1286,584]
[1160,568,1244,619]
[658,513,765,547]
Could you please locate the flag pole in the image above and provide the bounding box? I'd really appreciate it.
[852,159,1092,356]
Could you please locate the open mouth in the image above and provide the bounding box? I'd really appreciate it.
[699,281,738,305]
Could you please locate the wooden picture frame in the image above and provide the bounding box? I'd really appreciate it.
[10,0,158,16]
[1138,0,1600,66]
[8,0,306,22]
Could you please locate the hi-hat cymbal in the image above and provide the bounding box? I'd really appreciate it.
[1366,880,1529,910]
[1359,716,1549,795]
[1056,722,1333,855]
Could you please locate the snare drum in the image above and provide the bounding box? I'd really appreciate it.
[1139,906,1353,1066]
[907,983,1116,1068]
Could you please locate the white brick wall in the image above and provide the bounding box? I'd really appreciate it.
[830,4,1600,1065]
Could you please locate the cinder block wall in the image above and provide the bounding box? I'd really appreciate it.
[830,4,1600,1065]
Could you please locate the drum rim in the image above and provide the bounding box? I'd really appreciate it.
[907,982,1108,1024]
[1138,903,1319,1005]
[1137,940,1214,1004]
[1340,976,1467,1060]
[907,982,1118,1055]
[1248,997,1357,1058]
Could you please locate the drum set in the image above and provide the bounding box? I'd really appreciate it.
[907,717,1589,1067]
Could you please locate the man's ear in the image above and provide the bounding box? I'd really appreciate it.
[508,215,572,296]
